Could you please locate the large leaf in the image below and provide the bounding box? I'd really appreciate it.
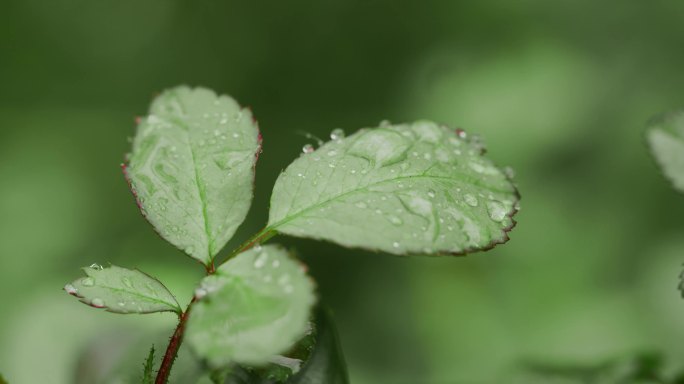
[124,86,261,265]
[64,264,181,314]
[186,245,316,368]
[647,110,684,193]
[268,121,519,255]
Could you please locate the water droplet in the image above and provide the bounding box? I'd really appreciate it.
[302,144,315,154]
[379,119,391,127]
[254,253,268,268]
[272,259,280,268]
[81,277,94,287]
[330,128,345,141]
[64,284,78,294]
[455,128,467,139]
[195,288,208,299]
[464,194,478,207]
[91,298,105,307]
[278,274,291,285]
[355,201,368,209]
[89,263,103,270]
[122,277,133,289]
[185,246,194,254]
[118,301,125,307]
[504,166,516,178]
[392,241,400,248]
[427,190,436,198]
[486,200,507,222]
[327,150,338,156]
[387,215,403,225]
[254,244,263,252]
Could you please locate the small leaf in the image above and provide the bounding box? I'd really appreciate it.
[124,86,262,265]
[141,346,155,384]
[186,245,316,368]
[64,264,181,314]
[647,110,684,193]
[268,121,519,255]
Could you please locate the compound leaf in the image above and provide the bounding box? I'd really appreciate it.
[64,264,181,314]
[647,110,684,193]
[268,121,519,255]
[186,245,316,368]
[124,86,261,266]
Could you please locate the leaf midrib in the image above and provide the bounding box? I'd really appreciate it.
[268,172,512,232]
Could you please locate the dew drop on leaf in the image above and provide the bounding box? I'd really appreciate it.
[91,298,105,307]
[302,144,315,154]
[464,194,478,207]
[64,284,78,294]
[330,128,345,141]
[486,200,507,222]
[82,277,95,287]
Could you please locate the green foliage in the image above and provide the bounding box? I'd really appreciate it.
[64,264,180,314]
[186,245,316,368]
[142,346,155,384]
[62,85,521,383]
[0,373,6,384]
[268,121,519,255]
[124,86,261,266]
[647,110,684,193]
[512,353,684,384]
[221,309,347,384]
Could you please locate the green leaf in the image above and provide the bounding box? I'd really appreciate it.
[64,264,181,314]
[186,245,316,368]
[220,307,348,384]
[0,373,7,384]
[647,110,684,193]
[141,345,155,384]
[289,308,348,384]
[124,86,262,265]
[268,121,519,255]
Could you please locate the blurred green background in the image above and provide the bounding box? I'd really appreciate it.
[3,1,684,383]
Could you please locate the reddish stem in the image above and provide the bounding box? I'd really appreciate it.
[155,298,196,384]
[154,228,277,383]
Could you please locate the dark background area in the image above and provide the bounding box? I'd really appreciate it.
[3,1,684,383]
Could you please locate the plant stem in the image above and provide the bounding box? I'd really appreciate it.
[155,227,278,383]
[220,226,277,266]
[155,298,195,384]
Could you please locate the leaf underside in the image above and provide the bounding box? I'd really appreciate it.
[268,121,520,256]
[125,86,261,265]
[647,110,684,193]
[186,245,316,368]
[64,264,181,314]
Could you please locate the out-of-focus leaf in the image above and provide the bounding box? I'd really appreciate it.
[647,110,684,193]
[268,121,519,255]
[124,86,261,266]
[0,373,7,384]
[509,353,672,384]
[141,346,155,384]
[217,307,348,384]
[186,245,316,368]
[288,308,348,384]
[64,264,181,314]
